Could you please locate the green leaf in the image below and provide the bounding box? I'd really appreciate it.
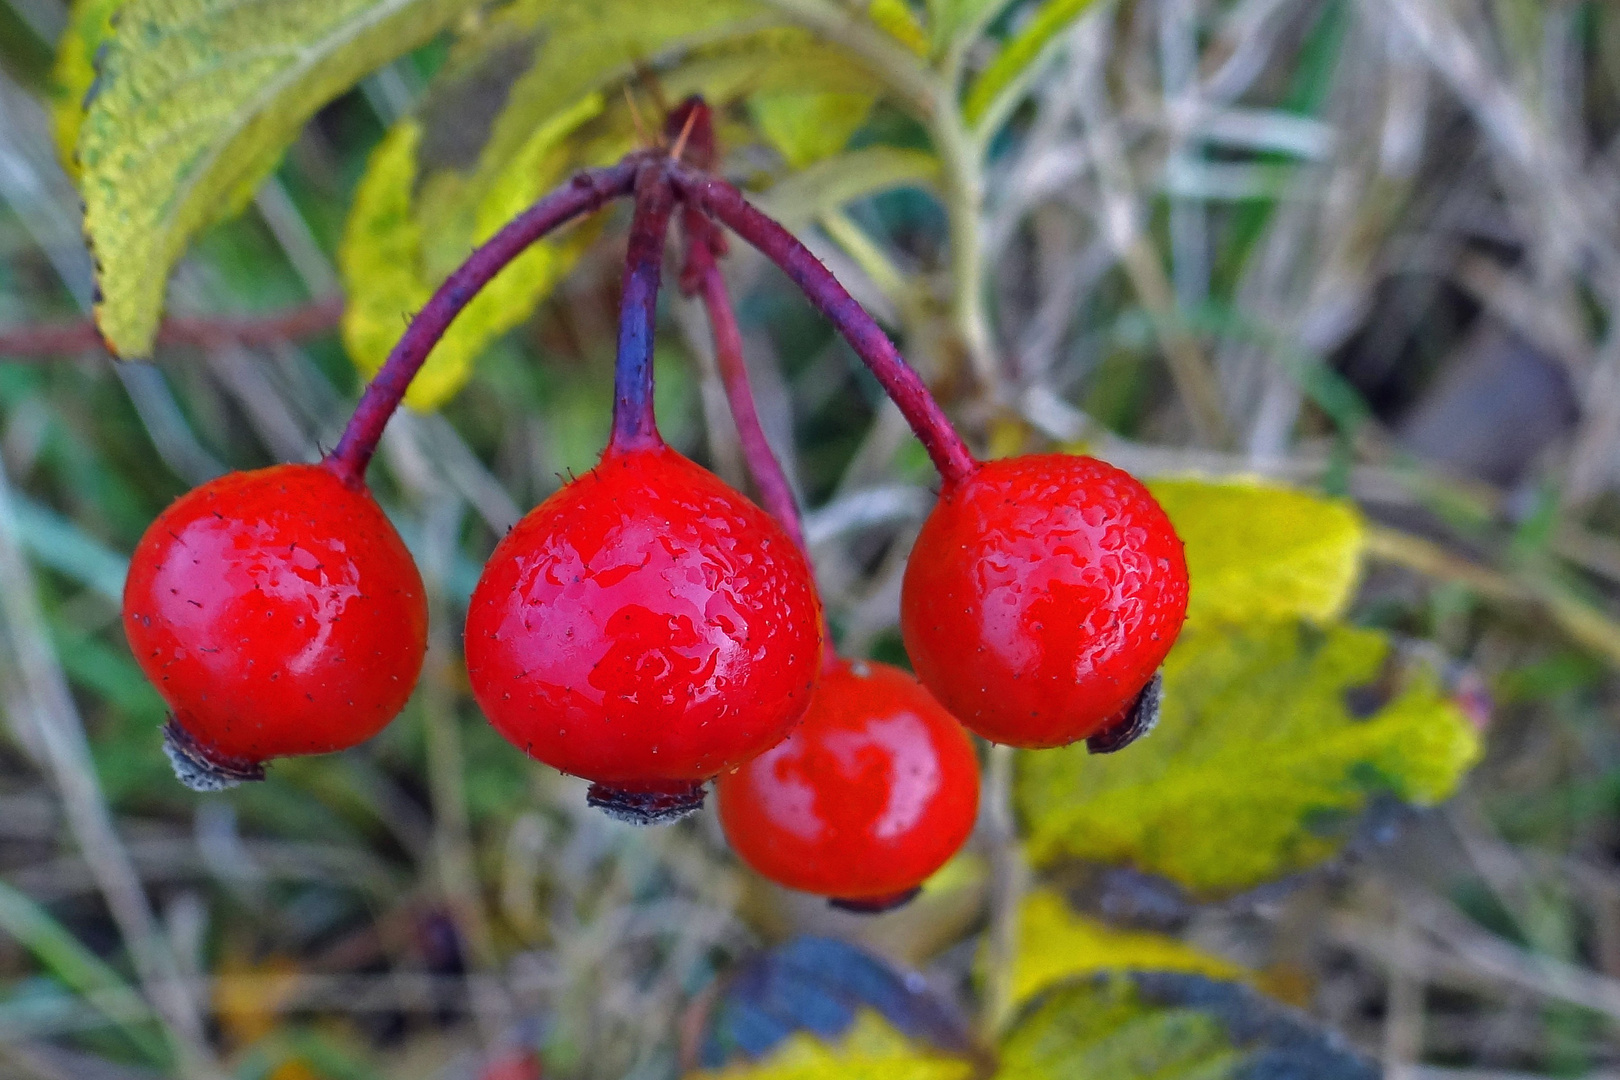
[1000,977,1242,1080]
[962,0,1101,130]
[925,0,1006,52]
[49,0,126,178]
[756,146,942,229]
[340,96,601,408]
[1018,621,1483,895]
[1147,478,1365,627]
[693,1011,974,1080]
[0,879,168,1062]
[78,0,477,357]
[1008,890,1246,1009]
[749,91,876,168]
[868,0,930,56]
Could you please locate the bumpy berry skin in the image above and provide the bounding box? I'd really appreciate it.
[900,454,1188,749]
[464,442,822,814]
[122,463,428,777]
[716,660,980,905]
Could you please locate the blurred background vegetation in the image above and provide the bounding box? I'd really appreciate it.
[3,0,1620,1077]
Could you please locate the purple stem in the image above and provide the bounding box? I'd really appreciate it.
[682,207,839,668]
[680,208,806,550]
[326,160,641,486]
[609,162,677,451]
[668,163,979,487]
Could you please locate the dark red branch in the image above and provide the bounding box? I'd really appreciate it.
[0,297,344,359]
[667,162,978,487]
[680,208,806,551]
[325,161,640,487]
[610,163,677,451]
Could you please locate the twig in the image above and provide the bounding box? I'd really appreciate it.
[0,297,345,359]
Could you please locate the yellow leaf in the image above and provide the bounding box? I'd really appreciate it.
[78,0,478,356]
[692,1011,973,1080]
[216,953,302,1045]
[1009,891,1245,1008]
[749,91,876,168]
[1147,478,1365,627]
[1018,621,1482,895]
[868,0,930,56]
[49,0,126,178]
[339,96,600,408]
[999,978,1243,1080]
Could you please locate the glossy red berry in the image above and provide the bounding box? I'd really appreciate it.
[122,463,428,787]
[464,441,823,822]
[716,659,980,909]
[900,454,1188,749]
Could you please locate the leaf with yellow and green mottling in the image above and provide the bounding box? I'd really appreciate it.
[49,0,125,178]
[1147,478,1365,627]
[456,0,766,211]
[78,0,478,357]
[692,1012,973,1080]
[1018,621,1482,895]
[749,91,876,168]
[999,978,1242,1080]
[339,96,599,408]
[1008,890,1245,1008]
[404,8,881,308]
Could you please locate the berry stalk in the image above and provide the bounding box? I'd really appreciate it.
[327,161,640,485]
[610,163,678,450]
[668,163,978,487]
[680,208,805,551]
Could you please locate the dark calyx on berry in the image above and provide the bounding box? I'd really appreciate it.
[122,462,429,784]
[1086,670,1164,755]
[161,717,265,791]
[465,442,823,813]
[586,780,708,825]
[828,887,923,915]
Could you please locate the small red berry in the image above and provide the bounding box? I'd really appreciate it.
[122,463,428,787]
[716,659,980,909]
[900,454,1188,749]
[464,441,823,822]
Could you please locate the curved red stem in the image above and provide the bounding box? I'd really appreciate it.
[667,162,978,487]
[326,161,640,486]
[680,210,805,550]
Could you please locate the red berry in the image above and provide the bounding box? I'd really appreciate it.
[900,454,1188,749]
[464,442,823,822]
[716,659,979,907]
[122,463,428,786]
[480,1051,542,1080]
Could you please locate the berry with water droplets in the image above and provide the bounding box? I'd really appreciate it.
[900,454,1188,749]
[716,659,979,910]
[122,463,428,788]
[464,441,823,822]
